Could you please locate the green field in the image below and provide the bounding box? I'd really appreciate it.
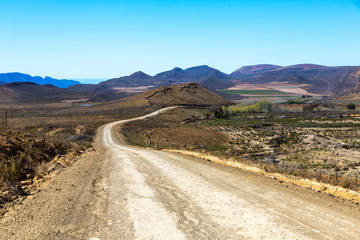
[219,89,296,96]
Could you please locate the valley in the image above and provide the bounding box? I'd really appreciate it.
[2,0,360,238]
[1,64,360,239]
[1,107,360,239]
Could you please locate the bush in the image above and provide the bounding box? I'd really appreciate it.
[223,101,281,115]
[345,103,356,110]
[214,107,225,118]
[303,103,320,112]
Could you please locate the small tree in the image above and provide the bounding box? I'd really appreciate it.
[214,107,224,118]
[345,103,356,111]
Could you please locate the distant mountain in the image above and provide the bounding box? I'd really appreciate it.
[200,76,235,90]
[233,64,356,95]
[0,72,80,88]
[334,65,360,94]
[79,65,235,98]
[0,81,5,85]
[64,64,360,100]
[336,66,360,100]
[67,84,116,93]
[0,82,88,103]
[96,65,232,89]
[232,64,281,77]
[154,65,232,84]
[100,71,154,88]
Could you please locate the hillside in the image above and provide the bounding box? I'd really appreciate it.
[141,82,231,107]
[234,64,356,95]
[100,71,154,88]
[336,66,360,101]
[67,84,116,93]
[232,64,281,77]
[93,65,233,89]
[154,65,232,84]
[0,82,88,103]
[0,73,80,88]
[89,83,231,111]
[200,76,242,100]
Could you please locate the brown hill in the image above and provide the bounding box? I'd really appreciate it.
[91,83,231,111]
[142,83,231,107]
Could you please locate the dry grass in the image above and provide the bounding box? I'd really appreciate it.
[121,107,360,191]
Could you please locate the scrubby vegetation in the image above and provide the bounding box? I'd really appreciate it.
[122,104,360,191]
[345,103,356,110]
[0,104,149,208]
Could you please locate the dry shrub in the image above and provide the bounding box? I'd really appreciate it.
[35,162,48,178]
[339,178,352,188]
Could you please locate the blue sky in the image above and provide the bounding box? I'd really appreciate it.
[1,0,360,82]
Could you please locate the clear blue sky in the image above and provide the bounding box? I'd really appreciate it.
[1,0,360,81]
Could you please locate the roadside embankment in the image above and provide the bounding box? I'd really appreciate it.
[165,149,360,204]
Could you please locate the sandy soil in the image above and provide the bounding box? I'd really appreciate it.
[1,107,360,239]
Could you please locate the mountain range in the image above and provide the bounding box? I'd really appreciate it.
[68,64,358,96]
[0,72,80,88]
[1,64,360,104]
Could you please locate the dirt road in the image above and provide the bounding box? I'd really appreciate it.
[1,107,360,239]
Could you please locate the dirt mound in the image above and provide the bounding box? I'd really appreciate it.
[124,83,231,107]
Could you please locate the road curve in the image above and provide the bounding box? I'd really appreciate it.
[1,107,359,239]
[92,107,360,240]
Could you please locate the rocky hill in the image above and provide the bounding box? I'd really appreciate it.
[0,73,80,88]
[94,83,231,111]
[142,82,231,107]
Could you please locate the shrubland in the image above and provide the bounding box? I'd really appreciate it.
[0,103,149,210]
[121,101,360,191]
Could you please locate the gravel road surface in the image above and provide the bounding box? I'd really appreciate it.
[1,107,360,239]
